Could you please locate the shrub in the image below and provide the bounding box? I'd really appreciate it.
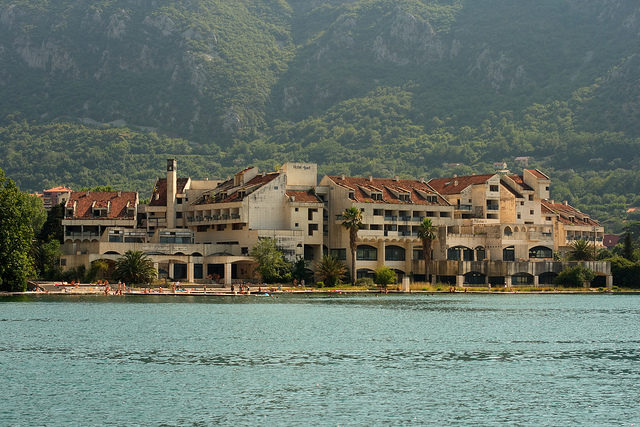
[315,281,324,288]
[555,265,595,287]
[355,277,374,287]
[375,266,397,288]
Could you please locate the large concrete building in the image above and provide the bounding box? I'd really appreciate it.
[61,161,610,286]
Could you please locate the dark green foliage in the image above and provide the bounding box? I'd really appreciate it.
[33,239,62,280]
[568,240,595,261]
[114,250,157,284]
[314,255,347,287]
[291,258,312,283]
[250,237,292,283]
[555,265,595,287]
[38,203,65,243]
[0,168,37,291]
[608,256,640,288]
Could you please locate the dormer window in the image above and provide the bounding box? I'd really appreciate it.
[399,194,411,202]
[238,190,246,199]
[348,192,355,200]
[372,193,383,201]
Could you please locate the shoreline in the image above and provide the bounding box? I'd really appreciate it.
[2,284,638,297]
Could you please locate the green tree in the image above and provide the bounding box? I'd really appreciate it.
[114,250,157,284]
[417,218,438,282]
[291,258,312,284]
[375,266,397,288]
[38,202,65,243]
[341,207,363,284]
[314,255,347,287]
[622,233,635,261]
[35,239,62,280]
[568,239,594,261]
[555,265,595,287]
[250,237,292,283]
[89,259,110,281]
[25,194,46,236]
[0,169,36,291]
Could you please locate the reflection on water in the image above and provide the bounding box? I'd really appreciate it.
[1,294,639,426]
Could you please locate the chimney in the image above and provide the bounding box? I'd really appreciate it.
[564,200,568,206]
[369,176,373,182]
[394,176,399,181]
[117,191,121,197]
[420,177,425,183]
[86,191,90,197]
[262,171,266,177]
[341,174,345,180]
[454,180,458,187]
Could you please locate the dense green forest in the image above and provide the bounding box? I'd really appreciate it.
[1,0,639,232]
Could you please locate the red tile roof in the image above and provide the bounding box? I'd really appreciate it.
[67,192,137,219]
[149,178,190,206]
[526,169,549,179]
[286,190,323,203]
[542,200,600,226]
[427,174,496,195]
[507,175,534,191]
[603,234,620,248]
[328,176,449,205]
[196,173,280,205]
[44,186,72,193]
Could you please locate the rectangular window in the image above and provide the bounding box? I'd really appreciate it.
[308,208,317,220]
[232,223,243,230]
[529,195,534,201]
[529,210,534,215]
[308,223,318,236]
[489,185,499,192]
[177,198,182,204]
[176,212,182,218]
[330,249,346,260]
[217,224,226,231]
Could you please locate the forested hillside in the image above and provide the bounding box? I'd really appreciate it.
[1,0,639,231]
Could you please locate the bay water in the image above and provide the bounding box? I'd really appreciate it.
[1,293,639,426]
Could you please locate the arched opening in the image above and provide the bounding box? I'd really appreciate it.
[448,246,473,261]
[529,246,553,259]
[464,271,486,285]
[503,246,515,261]
[385,245,405,261]
[356,245,377,261]
[191,252,203,257]
[174,252,186,256]
[392,269,405,282]
[512,273,534,286]
[104,251,120,255]
[504,226,513,236]
[539,272,557,285]
[475,246,486,261]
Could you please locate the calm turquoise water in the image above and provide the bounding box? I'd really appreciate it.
[1,294,639,426]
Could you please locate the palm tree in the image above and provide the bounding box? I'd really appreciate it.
[314,255,347,287]
[417,218,438,282]
[114,250,157,284]
[341,206,363,284]
[568,239,594,261]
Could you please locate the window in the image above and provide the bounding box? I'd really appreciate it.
[330,249,346,260]
[373,209,383,216]
[546,216,552,221]
[356,245,377,261]
[176,212,182,218]
[217,224,226,231]
[177,198,182,204]
[529,210,534,215]
[503,246,515,261]
[528,195,533,201]
[517,213,521,219]
[385,245,405,261]
[232,223,243,230]
[295,223,299,228]
[241,247,249,255]
[489,185,499,192]
[413,248,424,260]
[348,192,355,200]
[308,208,317,221]
[308,223,318,236]
[529,246,552,259]
[197,225,208,232]
[295,208,298,212]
